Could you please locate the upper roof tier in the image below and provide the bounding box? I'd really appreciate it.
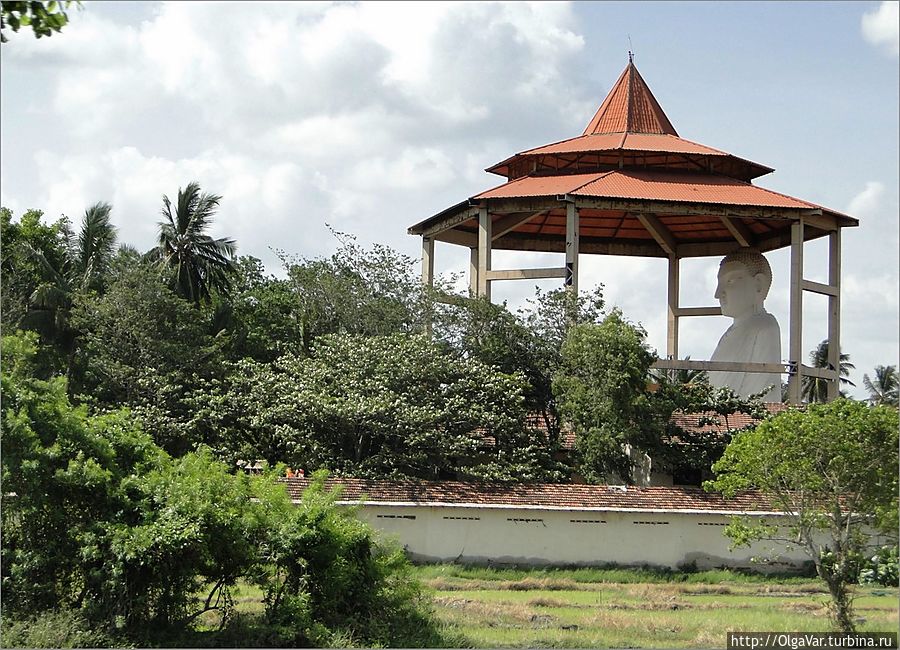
[486,60,773,182]
[583,59,678,136]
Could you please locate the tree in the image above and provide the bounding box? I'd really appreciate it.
[153,181,237,305]
[283,230,440,354]
[70,259,222,455]
[435,286,605,447]
[863,365,899,407]
[553,310,658,483]
[1,0,78,43]
[1,333,447,647]
[1,208,69,366]
[706,399,899,633]
[802,339,855,403]
[215,256,303,363]
[2,204,118,379]
[197,333,566,482]
[67,201,117,293]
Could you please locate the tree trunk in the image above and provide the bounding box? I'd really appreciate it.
[817,563,856,633]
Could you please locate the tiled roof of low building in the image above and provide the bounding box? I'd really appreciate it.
[281,476,784,514]
[524,402,788,451]
[668,402,791,437]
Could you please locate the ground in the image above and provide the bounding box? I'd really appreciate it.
[218,564,898,648]
[417,565,898,649]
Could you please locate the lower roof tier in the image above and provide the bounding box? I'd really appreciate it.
[409,169,857,258]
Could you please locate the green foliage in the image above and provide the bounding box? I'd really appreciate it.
[553,310,658,482]
[2,203,119,382]
[706,399,899,632]
[282,229,440,354]
[263,473,448,647]
[650,381,769,478]
[0,608,125,648]
[1,339,447,646]
[436,287,605,447]
[1,207,71,375]
[153,181,237,305]
[217,256,304,363]
[863,365,899,407]
[70,260,222,455]
[1,331,167,616]
[0,0,78,43]
[802,339,855,403]
[199,333,566,481]
[859,545,899,587]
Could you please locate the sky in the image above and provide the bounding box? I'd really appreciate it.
[2,1,898,399]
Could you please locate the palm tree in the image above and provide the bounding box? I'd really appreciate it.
[69,201,117,292]
[27,201,118,325]
[801,339,855,403]
[650,356,709,387]
[154,181,237,305]
[863,365,898,407]
[24,202,118,377]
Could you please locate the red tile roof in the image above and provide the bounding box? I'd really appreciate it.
[521,133,727,157]
[282,477,784,514]
[669,403,791,436]
[524,403,787,451]
[475,169,838,213]
[582,61,677,136]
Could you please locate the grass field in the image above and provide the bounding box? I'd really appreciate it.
[412,564,900,649]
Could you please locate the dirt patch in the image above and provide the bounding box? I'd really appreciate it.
[781,602,827,615]
[527,597,571,608]
[678,585,734,595]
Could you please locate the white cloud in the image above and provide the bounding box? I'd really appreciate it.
[861,1,899,57]
[4,0,595,269]
[847,181,886,218]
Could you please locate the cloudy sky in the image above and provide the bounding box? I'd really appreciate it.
[2,1,898,398]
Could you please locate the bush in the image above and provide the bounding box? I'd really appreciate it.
[859,545,899,587]
[0,609,125,649]
[1,332,451,647]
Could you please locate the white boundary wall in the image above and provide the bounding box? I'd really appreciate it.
[343,502,811,571]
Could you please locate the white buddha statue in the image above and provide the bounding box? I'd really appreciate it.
[708,250,782,402]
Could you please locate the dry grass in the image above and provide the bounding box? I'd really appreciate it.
[426,576,593,592]
[424,567,899,648]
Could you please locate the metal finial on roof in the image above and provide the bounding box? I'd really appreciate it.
[628,50,634,64]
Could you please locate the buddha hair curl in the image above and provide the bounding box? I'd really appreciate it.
[720,249,772,297]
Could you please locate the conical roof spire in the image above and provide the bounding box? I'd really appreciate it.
[583,59,678,136]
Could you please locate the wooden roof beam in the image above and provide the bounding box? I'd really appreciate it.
[417,206,479,237]
[492,211,546,240]
[635,212,677,256]
[720,214,755,247]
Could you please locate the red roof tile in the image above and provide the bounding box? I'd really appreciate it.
[475,169,830,212]
[282,477,783,514]
[522,133,728,157]
[583,61,678,136]
[669,403,791,436]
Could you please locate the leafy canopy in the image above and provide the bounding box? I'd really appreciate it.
[198,332,566,482]
[1,331,446,647]
[707,399,899,632]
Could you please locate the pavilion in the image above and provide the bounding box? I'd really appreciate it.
[408,57,857,403]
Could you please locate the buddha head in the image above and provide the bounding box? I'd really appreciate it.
[714,249,772,319]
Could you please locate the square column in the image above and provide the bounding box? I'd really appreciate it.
[421,236,434,287]
[826,229,841,401]
[667,255,680,359]
[565,202,579,294]
[787,219,804,404]
[477,206,491,299]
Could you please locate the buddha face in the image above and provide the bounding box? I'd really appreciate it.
[715,261,767,319]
